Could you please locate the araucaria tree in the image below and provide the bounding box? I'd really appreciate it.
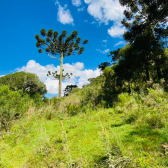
[35,29,88,97]
[108,0,168,86]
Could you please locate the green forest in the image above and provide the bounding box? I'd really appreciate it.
[1,0,168,167]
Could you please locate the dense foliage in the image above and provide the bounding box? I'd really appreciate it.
[0,71,47,97]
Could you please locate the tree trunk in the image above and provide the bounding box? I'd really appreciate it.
[59,52,63,98]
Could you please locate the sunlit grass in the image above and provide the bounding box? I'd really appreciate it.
[0,106,167,167]
[1,85,168,167]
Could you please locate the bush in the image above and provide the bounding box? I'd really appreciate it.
[0,85,30,132]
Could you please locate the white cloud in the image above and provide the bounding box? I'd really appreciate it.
[84,0,125,25]
[84,20,88,22]
[96,49,110,54]
[57,4,74,25]
[0,75,4,78]
[72,0,81,7]
[83,0,126,38]
[108,21,126,37]
[16,60,100,96]
[114,41,125,47]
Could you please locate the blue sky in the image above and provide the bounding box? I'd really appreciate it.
[0,0,126,97]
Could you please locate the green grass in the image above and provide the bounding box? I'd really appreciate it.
[0,106,168,168]
[1,85,168,167]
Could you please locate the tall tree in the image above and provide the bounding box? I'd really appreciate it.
[35,29,88,97]
[109,0,168,83]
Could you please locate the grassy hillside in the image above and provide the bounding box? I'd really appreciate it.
[0,82,168,167]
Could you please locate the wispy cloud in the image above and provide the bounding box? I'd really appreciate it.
[91,21,96,24]
[72,0,81,7]
[96,49,110,54]
[102,44,107,47]
[78,7,85,11]
[102,40,107,43]
[114,41,125,47]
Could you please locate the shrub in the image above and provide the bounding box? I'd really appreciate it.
[0,85,30,132]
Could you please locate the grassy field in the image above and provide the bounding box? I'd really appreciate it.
[1,84,168,167]
[0,106,168,167]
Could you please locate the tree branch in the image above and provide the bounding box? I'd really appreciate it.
[47,54,61,61]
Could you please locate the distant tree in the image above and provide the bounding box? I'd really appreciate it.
[98,62,111,71]
[0,72,47,97]
[64,85,77,96]
[35,29,88,98]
